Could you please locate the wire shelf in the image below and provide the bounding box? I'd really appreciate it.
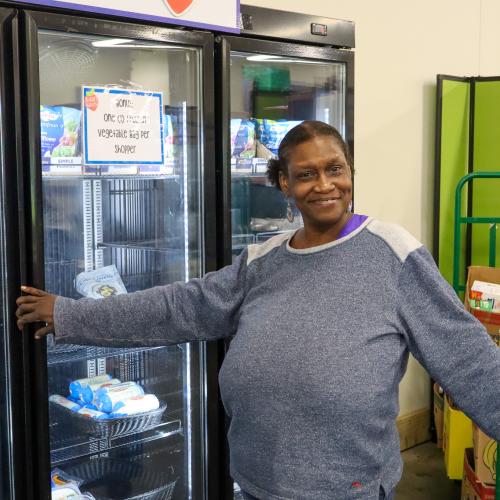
[50,418,183,465]
[98,241,183,254]
[43,175,187,299]
[47,344,176,366]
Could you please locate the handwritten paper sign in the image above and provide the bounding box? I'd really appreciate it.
[82,87,164,165]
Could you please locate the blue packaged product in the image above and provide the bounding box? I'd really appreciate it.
[110,394,160,417]
[95,381,144,413]
[40,106,63,162]
[40,106,80,162]
[69,374,112,401]
[260,120,302,155]
[77,407,109,420]
[230,119,256,158]
[80,378,121,404]
[49,394,81,412]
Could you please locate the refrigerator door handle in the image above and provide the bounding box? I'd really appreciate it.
[16,10,52,500]
[215,36,233,269]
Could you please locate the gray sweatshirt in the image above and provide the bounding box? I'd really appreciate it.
[55,218,500,500]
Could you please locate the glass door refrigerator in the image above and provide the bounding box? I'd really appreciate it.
[15,9,221,500]
[214,6,355,497]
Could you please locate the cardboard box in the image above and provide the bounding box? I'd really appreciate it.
[466,266,500,344]
[461,448,496,500]
[434,383,444,448]
[443,394,473,479]
[473,423,498,486]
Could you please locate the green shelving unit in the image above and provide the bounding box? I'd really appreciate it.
[453,171,500,499]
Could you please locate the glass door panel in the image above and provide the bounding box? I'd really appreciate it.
[38,30,205,499]
[229,50,348,497]
[230,51,346,258]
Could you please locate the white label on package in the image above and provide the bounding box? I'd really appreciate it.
[82,87,164,165]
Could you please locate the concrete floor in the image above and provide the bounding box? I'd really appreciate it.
[396,441,461,499]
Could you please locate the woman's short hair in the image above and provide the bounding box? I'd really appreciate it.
[267,120,353,190]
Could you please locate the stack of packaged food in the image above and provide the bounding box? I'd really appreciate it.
[49,374,161,420]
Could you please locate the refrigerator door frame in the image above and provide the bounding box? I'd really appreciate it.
[215,35,354,499]
[17,9,219,499]
[0,7,36,500]
[237,4,355,49]
[215,34,355,267]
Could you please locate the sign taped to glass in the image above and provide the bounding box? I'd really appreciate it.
[82,86,164,165]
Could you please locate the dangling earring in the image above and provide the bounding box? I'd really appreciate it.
[287,198,294,223]
[347,201,353,213]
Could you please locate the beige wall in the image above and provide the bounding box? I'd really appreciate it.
[479,0,500,75]
[243,0,496,416]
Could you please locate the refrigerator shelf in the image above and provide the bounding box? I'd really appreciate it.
[232,233,256,246]
[255,231,287,243]
[42,160,179,178]
[47,344,176,366]
[98,241,183,254]
[231,172,269,179]
[42,173,180,181]
[62,457,177,500]
[51,416,183,465]
[231,232,292,254]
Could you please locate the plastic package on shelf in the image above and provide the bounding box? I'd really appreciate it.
[69,374,113,401]
[52,486,96,499]
[50,395,81,412]
[94,382,144,413]
[75,265,127,299]
[40,105,81,163]
[51,467,96,499]
[62,458,177,500]
[110,394,160,418]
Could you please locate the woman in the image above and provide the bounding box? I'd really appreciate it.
[16,121,500,500]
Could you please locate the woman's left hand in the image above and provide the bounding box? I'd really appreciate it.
[16,286,57,339]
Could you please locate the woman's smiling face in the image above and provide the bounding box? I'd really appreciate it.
[279,135,353,232]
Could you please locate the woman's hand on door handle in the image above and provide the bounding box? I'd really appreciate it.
[16,286,57,339]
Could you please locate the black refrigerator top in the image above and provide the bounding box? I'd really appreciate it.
[238,4,355,49]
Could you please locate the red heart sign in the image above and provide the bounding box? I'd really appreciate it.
[164,0,193,16]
